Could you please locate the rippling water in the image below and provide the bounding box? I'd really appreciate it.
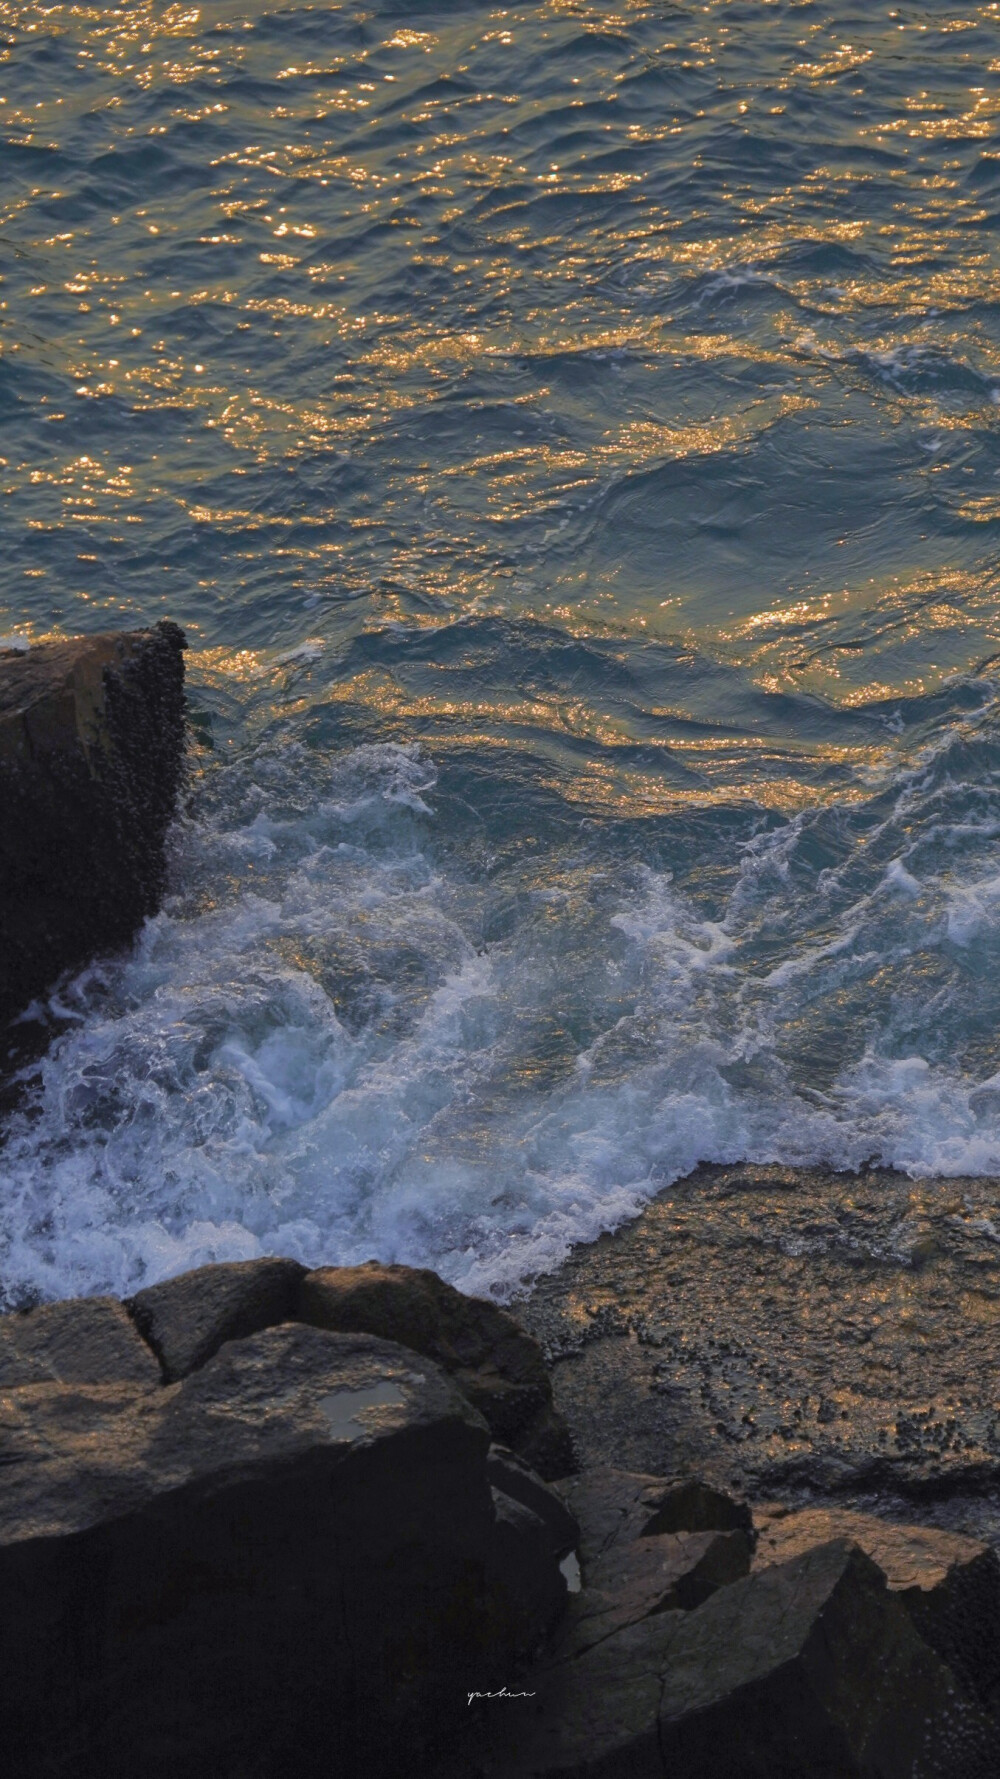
[5,1,1000,1303]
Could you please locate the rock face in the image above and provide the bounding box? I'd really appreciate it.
[555,1525,752,1659]
[754,1505,1000,1715]
[542,1466,752,1660]
[0,1323,568,1779]
[124,1256,576,1477]
[0,1295,160,1388]
[128,1256,306,1382]
[0,622,186,1036]
[487,1446,580,1558]
[552,1465,752,1569]
[7,1258,1000,1778]
[500,1539,1000,1778]
[299,1261,574,1478]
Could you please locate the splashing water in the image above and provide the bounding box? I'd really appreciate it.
[4,2,1000,1301]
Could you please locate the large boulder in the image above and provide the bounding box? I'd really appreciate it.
[0,623,186,1034]
[0,1323,568,1779]
[128,1256,306,1381]
[754,1504,1000,1715]
[499,1539,1000,1777]
[298,1260,575,1478]
[0,1295,160,1388]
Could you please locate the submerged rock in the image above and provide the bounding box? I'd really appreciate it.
[299,1260,575,1478]
[0,622,186,1038]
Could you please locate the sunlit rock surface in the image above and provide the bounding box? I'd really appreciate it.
[513,1162,1000,1515]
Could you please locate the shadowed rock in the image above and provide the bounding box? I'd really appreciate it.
[552,1465,751,1570]
[128,1256,306,1381]
[0,623,186,1037]
[642,1475,754,1538]
[298,1260,574,1477]
[498,1539,1000,1778]
[487,1446,580,1558]
[553,1525,752,1660]
[492,1488,572,1657]
[0,1323,566,1779]
[754,1504,1000,1715]
[0,1296,160,1388]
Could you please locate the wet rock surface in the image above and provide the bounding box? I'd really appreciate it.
[299,1259,574,1478]
[511,1162,1000,1520]
[0,623,187,1054]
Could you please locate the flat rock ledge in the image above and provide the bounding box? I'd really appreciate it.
[2,1260,1000,1776]
[0,622,186,1047]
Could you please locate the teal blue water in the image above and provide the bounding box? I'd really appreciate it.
[5,1,1000,1303]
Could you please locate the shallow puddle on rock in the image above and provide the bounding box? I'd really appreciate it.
[318,1381,407,1439]
[559,1551,582,1594]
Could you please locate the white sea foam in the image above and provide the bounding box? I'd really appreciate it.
[5,734,1000,1306]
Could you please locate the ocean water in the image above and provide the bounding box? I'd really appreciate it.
[4,0,1000,1304]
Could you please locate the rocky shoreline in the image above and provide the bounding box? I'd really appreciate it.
[515,1160,1000,1533]
[1,1248,999,1776]
[3,627,1000,1771]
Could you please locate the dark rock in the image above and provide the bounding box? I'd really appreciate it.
[487,1446,580,1558]
[0,1323,563,1779]
[754,1505,1000,1715]
[0,623,187,1035]
[551,1465,665,1567]
[641,1475,754,1539]
[128,1256,306,1381]
[551,1465,750,1571]
[297,1261,574,1477]
[553,1526,752,1660]
[499,1539,1000,1777]
[490,1488,570,1656]
[0,1295,160,1387]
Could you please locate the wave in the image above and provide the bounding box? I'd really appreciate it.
[4,671,1000,1306]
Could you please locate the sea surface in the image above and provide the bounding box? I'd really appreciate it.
[4,0,1000,1305]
